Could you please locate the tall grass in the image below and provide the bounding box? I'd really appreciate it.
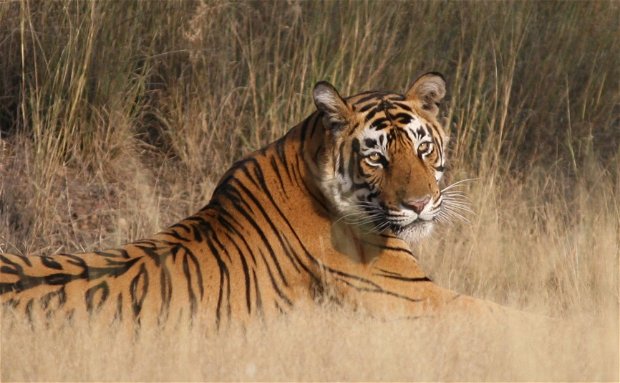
[1,0,618,380]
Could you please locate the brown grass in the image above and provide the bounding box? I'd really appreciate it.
[2,305,616,381]
[1,0,618,381]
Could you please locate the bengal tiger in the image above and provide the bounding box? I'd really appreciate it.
[0,72,507,329]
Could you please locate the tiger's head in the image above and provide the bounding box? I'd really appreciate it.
[313,72,450,245]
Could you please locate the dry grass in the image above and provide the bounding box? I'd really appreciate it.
[1,0,618,381]
[2,305,617,381]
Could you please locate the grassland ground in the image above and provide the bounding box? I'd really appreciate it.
[1,0,618,380]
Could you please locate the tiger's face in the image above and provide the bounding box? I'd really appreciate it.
[313,73,449,245]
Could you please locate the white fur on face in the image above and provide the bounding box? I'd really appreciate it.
[399,221,435,247]
[319,101,446,244]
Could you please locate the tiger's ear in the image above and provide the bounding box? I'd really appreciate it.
[313,81,352,131]
[405,72,447,117]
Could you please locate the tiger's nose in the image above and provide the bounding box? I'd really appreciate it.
[402,196,431,214]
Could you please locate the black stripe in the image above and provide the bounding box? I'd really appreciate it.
[337,142,345,176]
[202,232,229,327]
[94,250,124,259]
[3,298,19,310]
[275,139,292,182]
[223,231,252,314]
[229,179,290,287]
[158,260,173,323]
[85,281,110,313]
[162,228,191,242]
[40,286,66,312]
[351,138,360,153]
[355,93,383,105]
[0,267,105,295]
[358,103,376,113]
[375,273,431,283]
[252,269,263,315]
[135,245,165,266]
[243,161,308,274]
[364,106,380,122]
[130,263,149,320]
[269,156,287,195]
[170,222,192,233]
[307,113,320,139]
[358,239,416,257]
[0,266,17,275]
[185,245,206,299]
[60,253,88,269]
[375,268,402,276]
[11,254,32,267]
[25,298,34,323]
[41,256,63,270]
[244,172,387,294]
[258,249,293,307]
[298,114,313,153]
[182,250,198,317]
[393,113,412,124]
[217,212,257,265]
[85,257,143,280]
[0,254,24,276]
[191,224,203,242]
[290,149,304,189]
[208,233,231,320]
[391,102,413,112]
[334,277,424,303]
[115,293,123,322]
[239,159,343,289]
[131,240,158,248]
[370,116,389,126]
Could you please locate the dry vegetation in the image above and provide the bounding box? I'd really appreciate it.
[0,0,618,381]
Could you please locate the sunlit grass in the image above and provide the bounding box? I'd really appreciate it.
[0,0,618,380]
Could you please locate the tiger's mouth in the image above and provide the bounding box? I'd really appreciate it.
[383,206,436,232]
[388,219,435,244]
[349,205,435,238]
[387,218,433,235]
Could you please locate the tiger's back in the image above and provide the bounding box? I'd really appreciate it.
[1,119,342,327]
[1,72,508,328]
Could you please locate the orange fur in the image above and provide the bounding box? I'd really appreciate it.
[1,73,510,329]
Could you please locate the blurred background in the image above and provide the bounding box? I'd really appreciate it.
[0,1,618,379]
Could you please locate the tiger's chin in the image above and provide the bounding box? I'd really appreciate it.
[389,220,435,247]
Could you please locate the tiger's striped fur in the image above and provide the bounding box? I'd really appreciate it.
[1,73,502,329]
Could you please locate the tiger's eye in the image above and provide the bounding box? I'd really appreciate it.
[368,153,381,163]
[418,142,430,153]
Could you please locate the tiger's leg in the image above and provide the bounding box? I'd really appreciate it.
[323,250,524,320]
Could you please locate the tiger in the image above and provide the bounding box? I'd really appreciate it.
[0,72,505,329]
